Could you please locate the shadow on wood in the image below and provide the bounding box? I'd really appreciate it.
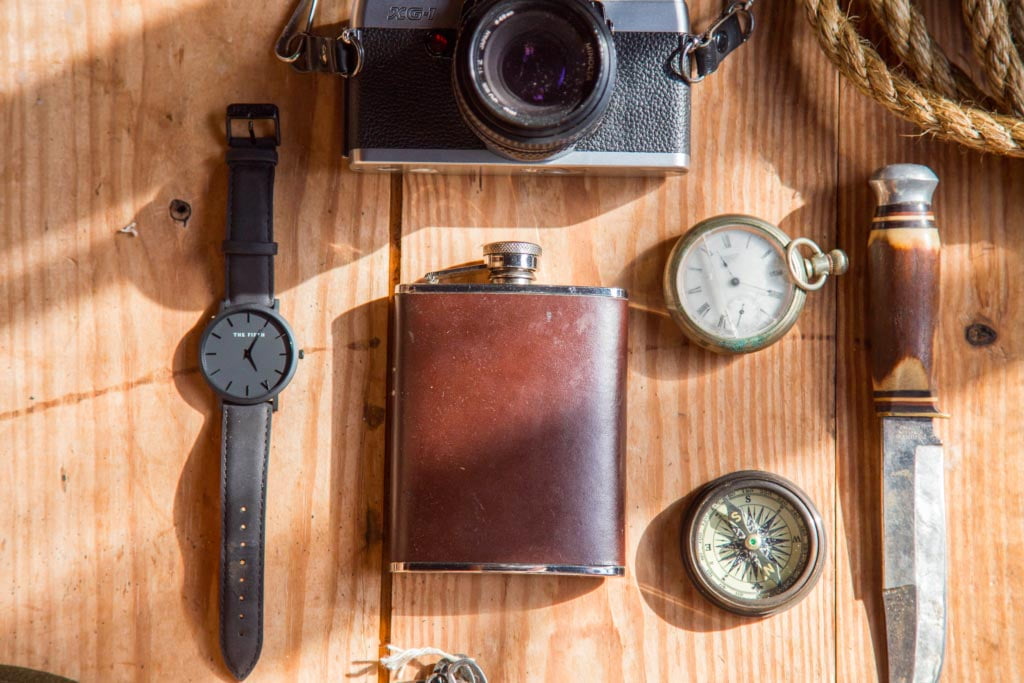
[172,309,230,679]
[169,274,388,680]
[634,494,748,633]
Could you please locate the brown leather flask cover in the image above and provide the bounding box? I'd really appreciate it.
[389,285,628,575]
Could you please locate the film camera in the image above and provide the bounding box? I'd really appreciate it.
[345,0,693,174]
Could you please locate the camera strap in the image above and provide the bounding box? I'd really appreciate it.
[275,0,364,76]
[274,0,755,83]
[677,0,756,83]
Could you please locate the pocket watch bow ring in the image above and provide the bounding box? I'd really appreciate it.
[663,214,848,353]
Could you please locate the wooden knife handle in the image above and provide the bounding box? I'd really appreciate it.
[867,164,945,418]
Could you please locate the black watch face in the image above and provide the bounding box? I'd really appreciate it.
[199,306,297,403]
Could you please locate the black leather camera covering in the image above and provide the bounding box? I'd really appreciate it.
[345,29,690,156]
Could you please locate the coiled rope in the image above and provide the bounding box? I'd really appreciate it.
[803,0,1024,156]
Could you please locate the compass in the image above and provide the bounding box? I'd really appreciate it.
[681,471,826,616]
[663,214,848,353]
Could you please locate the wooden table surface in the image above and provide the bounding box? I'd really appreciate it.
[3,1,1022,681]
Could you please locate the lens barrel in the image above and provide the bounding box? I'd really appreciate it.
[453,0,617,161]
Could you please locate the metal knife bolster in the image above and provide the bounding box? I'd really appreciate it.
[881,418,947,683]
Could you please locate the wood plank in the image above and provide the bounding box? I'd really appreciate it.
[832,2,1024,680]
[0,1,390,680]
[389,3,841,680]
[835,76,1024,683]
[5,0,1023,680]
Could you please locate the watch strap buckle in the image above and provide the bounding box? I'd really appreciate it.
[226,104,281,148]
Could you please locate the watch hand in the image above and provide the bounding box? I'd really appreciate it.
[719,255,738,280]
[698,235,729,277]
[697,236,733,322]
[741,281,774,294]
[700,234,739,279]
[242,332,262,372]
[701,235,746,306]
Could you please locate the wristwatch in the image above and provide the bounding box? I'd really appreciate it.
[198,104,300,680]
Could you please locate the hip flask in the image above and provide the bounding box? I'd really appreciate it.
[389,242,628,576]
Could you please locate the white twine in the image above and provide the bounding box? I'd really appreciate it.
[380,644,461,673]
[117,221,138,237]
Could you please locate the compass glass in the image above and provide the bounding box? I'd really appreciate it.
[683,471,825,616]
[695,486,809,599]
[675,224,796,340]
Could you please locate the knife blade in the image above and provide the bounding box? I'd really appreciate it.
[868,164,948,683]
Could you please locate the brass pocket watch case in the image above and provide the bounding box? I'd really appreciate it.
[664,214,847,353]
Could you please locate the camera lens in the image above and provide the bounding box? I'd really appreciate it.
[492,20,585,113]
[454,0,616,161]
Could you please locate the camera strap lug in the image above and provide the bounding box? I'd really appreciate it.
[675,0,755,84]
[275,0,364,76]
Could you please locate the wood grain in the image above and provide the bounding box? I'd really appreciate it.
[3,0,1024,681]
[390,3,840,681]
[835,71,1024,683]
[0,1,390,681]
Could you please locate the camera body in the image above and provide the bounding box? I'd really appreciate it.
[345,0,691,175]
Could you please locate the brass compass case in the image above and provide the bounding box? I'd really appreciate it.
[681,471,827,617]
[663,215,808,354]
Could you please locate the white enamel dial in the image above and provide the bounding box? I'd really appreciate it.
[675,225,795,341]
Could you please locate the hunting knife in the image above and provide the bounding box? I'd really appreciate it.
[868,164,948,683]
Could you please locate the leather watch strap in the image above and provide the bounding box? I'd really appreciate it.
[224,105,280,307]
[217,104,282,680]
[220,402,273,680]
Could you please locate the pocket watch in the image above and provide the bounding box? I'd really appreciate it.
[663,214,848,353]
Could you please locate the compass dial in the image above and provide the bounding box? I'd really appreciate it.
[682,471,826,616]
